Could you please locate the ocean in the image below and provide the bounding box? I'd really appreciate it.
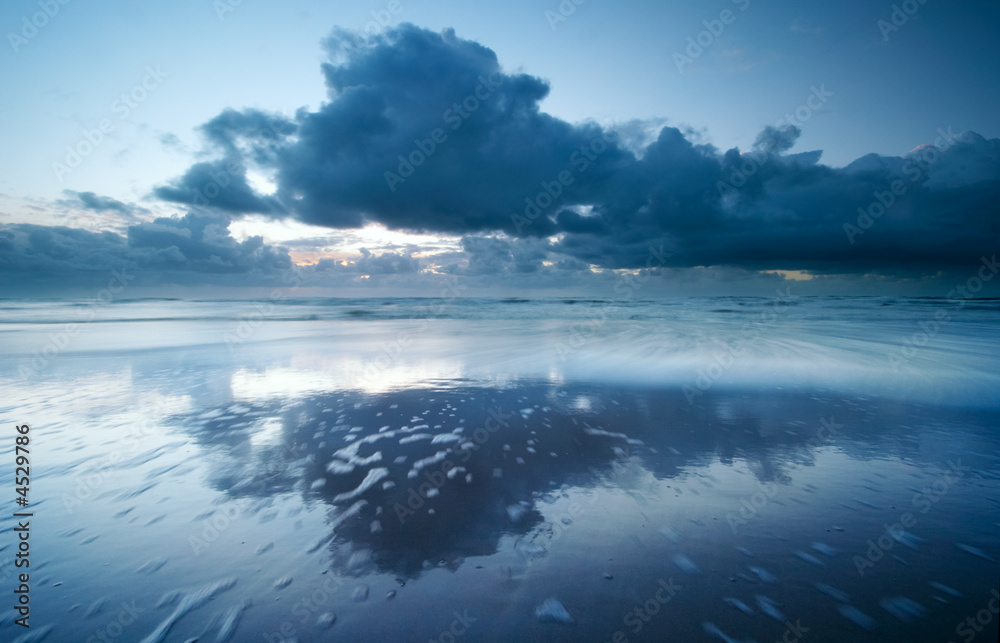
[1,296,998,642]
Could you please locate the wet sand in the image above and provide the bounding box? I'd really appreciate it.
[3,368,998,642]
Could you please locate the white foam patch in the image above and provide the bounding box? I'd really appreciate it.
[413,451,449,471]
[399,434,432,445]
[326,460,355,475]
[139,578,238,643]
[535,598,574,625]
[333,468,390,502]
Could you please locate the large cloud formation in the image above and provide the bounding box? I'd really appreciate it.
[150,23,999,279]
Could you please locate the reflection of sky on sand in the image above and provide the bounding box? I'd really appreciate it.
[5,297,1000,410]
[2,342,999,641]
[229,357,469,399]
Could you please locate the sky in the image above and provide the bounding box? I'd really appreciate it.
[1,0,999,296]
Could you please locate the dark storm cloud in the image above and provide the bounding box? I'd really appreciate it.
[753,124,801,154]
[0,212,293,292]
[156,24,631,238]
[153,109,296,214]
[306,249,420,278]
[154,159,285,214]
[148,24,999,279]
[197,108,297,161]
[543,128,1000,275]
[448,236,550,276]
[126,212,292,273]
[353,248,421,275]
[64,191,142,216]
[0,224,129,275]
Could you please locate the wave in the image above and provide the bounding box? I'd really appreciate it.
[2,296,1000,324]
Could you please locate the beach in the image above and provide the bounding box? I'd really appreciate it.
[1,297,999,642]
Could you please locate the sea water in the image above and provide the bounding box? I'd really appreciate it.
[0,296,997,641]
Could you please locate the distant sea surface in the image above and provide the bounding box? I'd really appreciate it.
[1,297,998,642]
[3,295,1000,405]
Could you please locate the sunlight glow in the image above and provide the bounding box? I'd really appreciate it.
[246,171,278,196]
[228,217,460,263]
[764,270,815,281]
